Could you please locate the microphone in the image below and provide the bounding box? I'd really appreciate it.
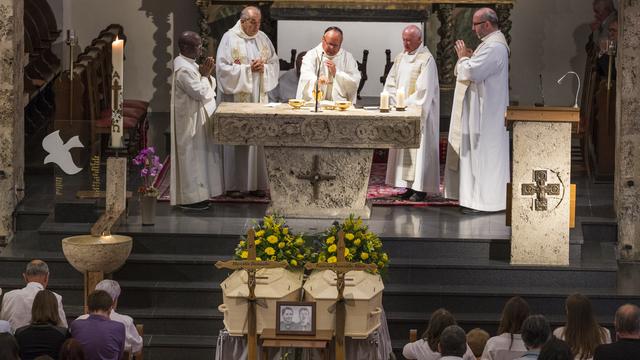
[314,51,324,113]
[557,71,581,108]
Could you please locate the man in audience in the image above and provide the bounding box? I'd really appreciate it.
[594,303,640,360]
[0,260,67,331]
[76,280,142,355]
[519,315,551,359]
[466,328,490,359]
[70,290,125,360]
[438,325,468,359]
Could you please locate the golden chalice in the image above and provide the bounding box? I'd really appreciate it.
[336,100,352,111]
[288,99,305,109]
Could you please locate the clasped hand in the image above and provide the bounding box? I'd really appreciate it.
[455,40,473,59]
[199,57,215,77]
[250,59,265,73]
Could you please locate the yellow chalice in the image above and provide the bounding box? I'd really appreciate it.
[288,99,305,109]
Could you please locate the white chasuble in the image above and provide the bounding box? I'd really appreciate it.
[444,30,510,211]
[296,44,361,104]
[170,55,223,205]
[216,21,278,192]
[383,46,440,193]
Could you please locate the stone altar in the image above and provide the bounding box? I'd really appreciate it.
[506,106,579,266]
[212,103,421,219]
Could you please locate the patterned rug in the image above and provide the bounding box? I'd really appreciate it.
[155,157,458,207]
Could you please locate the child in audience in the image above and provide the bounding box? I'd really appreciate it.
[467,328,490,359]
[539,337,574,360]
[482,296,530,360]
[553,294,611,360]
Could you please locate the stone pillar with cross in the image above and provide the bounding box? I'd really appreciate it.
[507,106,579,266]
[215,229,288,360]
[304,230,377,360]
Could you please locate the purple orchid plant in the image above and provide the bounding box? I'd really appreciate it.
[132,147,163,195]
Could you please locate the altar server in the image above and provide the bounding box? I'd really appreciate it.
[444,7,510,213]
[383,25,440,201]
[216,6,279,197]
[171,31,223,210]
[296,26,361,104]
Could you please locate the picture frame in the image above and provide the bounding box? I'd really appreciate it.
[275,301,316,336]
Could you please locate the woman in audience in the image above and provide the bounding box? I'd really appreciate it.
[0,332,21,360]
[482,296,530,360]
[58,338,85,360]
[552,293,610,360]
[14,289,69,360]
[539,338,574,360]
[403,308,476,360]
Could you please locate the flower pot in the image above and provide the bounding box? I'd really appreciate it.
[140,194,157,225]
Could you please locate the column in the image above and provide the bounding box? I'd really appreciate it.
[0,0,24,243]
[615,0,640,261]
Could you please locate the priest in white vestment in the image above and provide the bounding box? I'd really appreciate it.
[383,25,440,202]
[296,27,361,104]
[216,6,279,197]
[444,8,510,213]
[170,31,223,210]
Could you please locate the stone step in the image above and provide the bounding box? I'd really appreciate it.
[0,248,617,290]
[143,335,217,360]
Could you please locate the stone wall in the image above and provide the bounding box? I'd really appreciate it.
[0,0,24,242]
[615,0,640,261]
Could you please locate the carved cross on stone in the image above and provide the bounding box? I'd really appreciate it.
[215,229,287,360]
[296,155,335,200]
[521,170,561,211]
[305,230,376,360]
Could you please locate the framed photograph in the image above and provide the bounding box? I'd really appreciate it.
[276,301,316,336]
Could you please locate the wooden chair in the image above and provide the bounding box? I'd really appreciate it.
[380,49,394,85]
[279,49,297,71]
[356,49,369,100]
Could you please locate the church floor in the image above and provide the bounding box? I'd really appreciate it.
[2,165,637,360]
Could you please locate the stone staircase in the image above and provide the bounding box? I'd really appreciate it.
[1,204,636,360]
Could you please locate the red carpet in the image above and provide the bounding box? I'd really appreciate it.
[154,157,458,207]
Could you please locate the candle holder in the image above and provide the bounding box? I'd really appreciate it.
[395,106,406,112]
[380,108,390,113]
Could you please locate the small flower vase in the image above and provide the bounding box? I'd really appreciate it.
[140,193,157,226]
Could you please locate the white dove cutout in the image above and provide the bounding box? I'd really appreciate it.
[42,130,85,175]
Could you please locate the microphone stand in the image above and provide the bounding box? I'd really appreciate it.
[314,51,324,113]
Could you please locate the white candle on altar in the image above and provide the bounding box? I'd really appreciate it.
[380,91,389,111]
[111,37,124,148]
[396,88,406,109]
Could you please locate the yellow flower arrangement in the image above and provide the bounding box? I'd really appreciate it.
[314,214,389,274]
[233,215,312,269]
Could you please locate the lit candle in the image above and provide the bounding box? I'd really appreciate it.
[380,91,389,112]
[396,88,406,109]
[111,37,124,148]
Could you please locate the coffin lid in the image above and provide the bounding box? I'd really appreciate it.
[221,268,304,298]
[303,269,384,300]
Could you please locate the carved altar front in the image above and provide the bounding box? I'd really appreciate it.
[213,103,421,218]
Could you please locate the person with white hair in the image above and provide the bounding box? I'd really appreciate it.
[0,260,67,332]
[383,24,440,202]
[76,280,142,354]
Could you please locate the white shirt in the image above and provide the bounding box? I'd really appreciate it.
[0,282,67,331]
[403,339,476,360]
[481,333,527,360]
[77,310,142,353]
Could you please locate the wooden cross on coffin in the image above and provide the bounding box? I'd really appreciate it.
[215,229,288,360]
[304,230,377,360]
